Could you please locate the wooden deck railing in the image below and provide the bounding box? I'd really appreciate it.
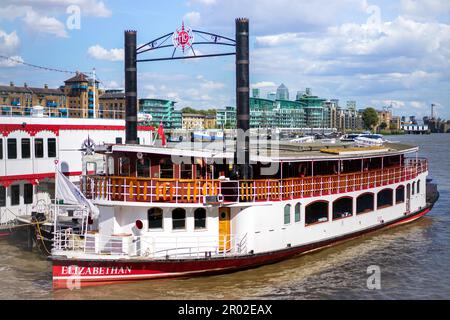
[82,158,428,204]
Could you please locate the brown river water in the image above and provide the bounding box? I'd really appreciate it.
[0,134,449,300]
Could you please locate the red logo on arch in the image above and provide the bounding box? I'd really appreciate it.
[172,22,194,53]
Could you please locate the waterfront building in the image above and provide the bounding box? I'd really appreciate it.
[63,72,99,119]
[275,99,306,128]
[204,115,217,129]
[99,90,125,119]
[390,116,401,130]
[249,97,275,128]
[296,88,326,128]
[216,106,237,128]
[182,113,206,130]
[252,88,260,99]
[0,82,67,117]
[346,100,356,110]
[267,92,276,101]
[139,98,182,129]
[323,100,338,129]
[276,83,289,101]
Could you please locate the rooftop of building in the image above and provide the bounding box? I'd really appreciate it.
[99,91,126,99]
[0,83,65,96]
[64,72,90,84]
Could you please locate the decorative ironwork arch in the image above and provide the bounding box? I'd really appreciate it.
[136,26,236,62]
[124,19,251,179]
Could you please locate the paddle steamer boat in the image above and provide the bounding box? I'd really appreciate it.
[50,137,438,288]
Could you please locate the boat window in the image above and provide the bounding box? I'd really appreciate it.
[194,208,207,229]
[137,158,151,178]
[119,157,130,176]
[377,189,393,209]
[295,203,301,222]
[7,138,17,159]
[160,159,173,179]
[305,201,329,226]
[0,138,3,159]
[21,138,30,159]
[180,164,193,179]
[48,138,56,158]
[115,137,123,144]
[172,208,186,230]
[148,208,163,229]
[417,180,421,194]
[11,185,20,206]
[412,182,416,195]
[24,183,33,204]
[0,186,5,207]
[34,138,44,158]
[333,197,353,220]
[396,185,405,204]
[284,204,291,224]
[357,193,374,214]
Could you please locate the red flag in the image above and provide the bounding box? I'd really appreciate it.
[157,122,166,147]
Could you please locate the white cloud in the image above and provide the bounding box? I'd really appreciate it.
[0,55,24,67]
[23,9,68,38]
[87,45,124,61]
[410,101,427,109]
[187,0,367,34]
[252,81,277,89]
[183,11,201,27]
[1,0,111,17]
[188,0,217,6]
[0,1,112,38]
[401,0,450,20]
[0,30,20,54]
[200,80,224,90]
[103,80,121,89]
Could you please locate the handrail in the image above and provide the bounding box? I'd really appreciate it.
[52,232,248,259]
[83,158,428,204]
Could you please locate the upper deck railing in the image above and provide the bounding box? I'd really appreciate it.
[82,158,428,204]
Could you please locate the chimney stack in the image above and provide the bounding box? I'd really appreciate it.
[44,84,48,89]
[24,82,27,88]
[10,81,14,87]
[124,30,138,144]
[235,18,251,179]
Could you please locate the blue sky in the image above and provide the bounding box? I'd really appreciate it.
[1,0,449,119]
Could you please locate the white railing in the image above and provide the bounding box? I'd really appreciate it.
[53,231,248,260]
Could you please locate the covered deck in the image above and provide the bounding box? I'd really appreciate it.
[82,141,426,204]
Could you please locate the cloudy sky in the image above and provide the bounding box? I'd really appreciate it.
[0,0,449,119]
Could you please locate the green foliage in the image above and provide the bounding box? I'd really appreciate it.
[362,108,379,130]
[379,122,388,130]
[181,107,216,116]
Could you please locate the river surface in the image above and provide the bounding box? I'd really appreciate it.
[0,134,449,300]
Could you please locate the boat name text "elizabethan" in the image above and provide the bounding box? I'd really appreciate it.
[60,266,133,276]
